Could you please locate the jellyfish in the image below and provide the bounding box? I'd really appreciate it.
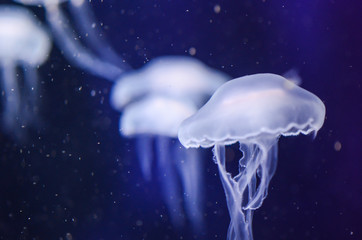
[111,56,230,229]
[14,0,128,81]
[0,5,51,137]
[110,56,228,110]
[178,73,326,240]
[121,94,201,228]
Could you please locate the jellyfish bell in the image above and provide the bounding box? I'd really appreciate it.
[178,73,326,240]
[0,6,51,66]
[179,73,325,148]
[0,5,51,138]
[121,94,197,138]
[110,56,230,111]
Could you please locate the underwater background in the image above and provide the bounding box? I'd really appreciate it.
[0,0,361,239]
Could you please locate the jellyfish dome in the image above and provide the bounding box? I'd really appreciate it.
[111,55,229,230]
[110,56,229,111]
[0,5,51,138]
[0,6,51,66]
[179,73,325,148]
[178,73,326,240]
[121,94,197,138]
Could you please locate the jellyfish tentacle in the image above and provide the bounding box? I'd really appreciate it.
[45,3,123,81]
[156,136,184,228]
[135,135,153,181]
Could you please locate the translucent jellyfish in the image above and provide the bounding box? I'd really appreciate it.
[111,56,230,229]
[0,5,51,137]
[178,73,326,240]
[121,94,201,227]
[110,56,228,110]
[14,0,128,81]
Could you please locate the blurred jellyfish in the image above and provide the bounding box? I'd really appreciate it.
[121,94,200,228]
[111,56,230,229]
[0,5,51,137]
[178,74,326,240]
[14,0,128,80]
[110,56,228,110]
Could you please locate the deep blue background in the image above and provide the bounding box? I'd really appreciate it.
[0,0,361,239]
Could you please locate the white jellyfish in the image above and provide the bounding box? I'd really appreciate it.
[0,5,51,137]
[178,73,326,240]
[111,56,230,229]
[110,56,228,110]
[121,94,200,227]
[14,0,128,80]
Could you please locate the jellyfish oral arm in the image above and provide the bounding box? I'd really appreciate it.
[45,4,123,81]
[135,136,154,181]
[213,144,252,240]
[243,141,278,210]
[213,139,278,240]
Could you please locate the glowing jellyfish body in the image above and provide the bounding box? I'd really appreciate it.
[110,56,228,110]
[121,95,197,139]
[111,56,229,229]
[0,5,51,137]
[178,74,326,240]
[121,94,201,227]
[14,0,128,80]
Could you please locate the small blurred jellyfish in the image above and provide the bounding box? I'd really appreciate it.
[111,56,230,229]
[0,5,51,138]
[178,74,325,240]
[110,56,229,110]
[121,94,200,228]
[14,0,128,80]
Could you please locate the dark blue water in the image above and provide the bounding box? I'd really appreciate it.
[0,0,360,239]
